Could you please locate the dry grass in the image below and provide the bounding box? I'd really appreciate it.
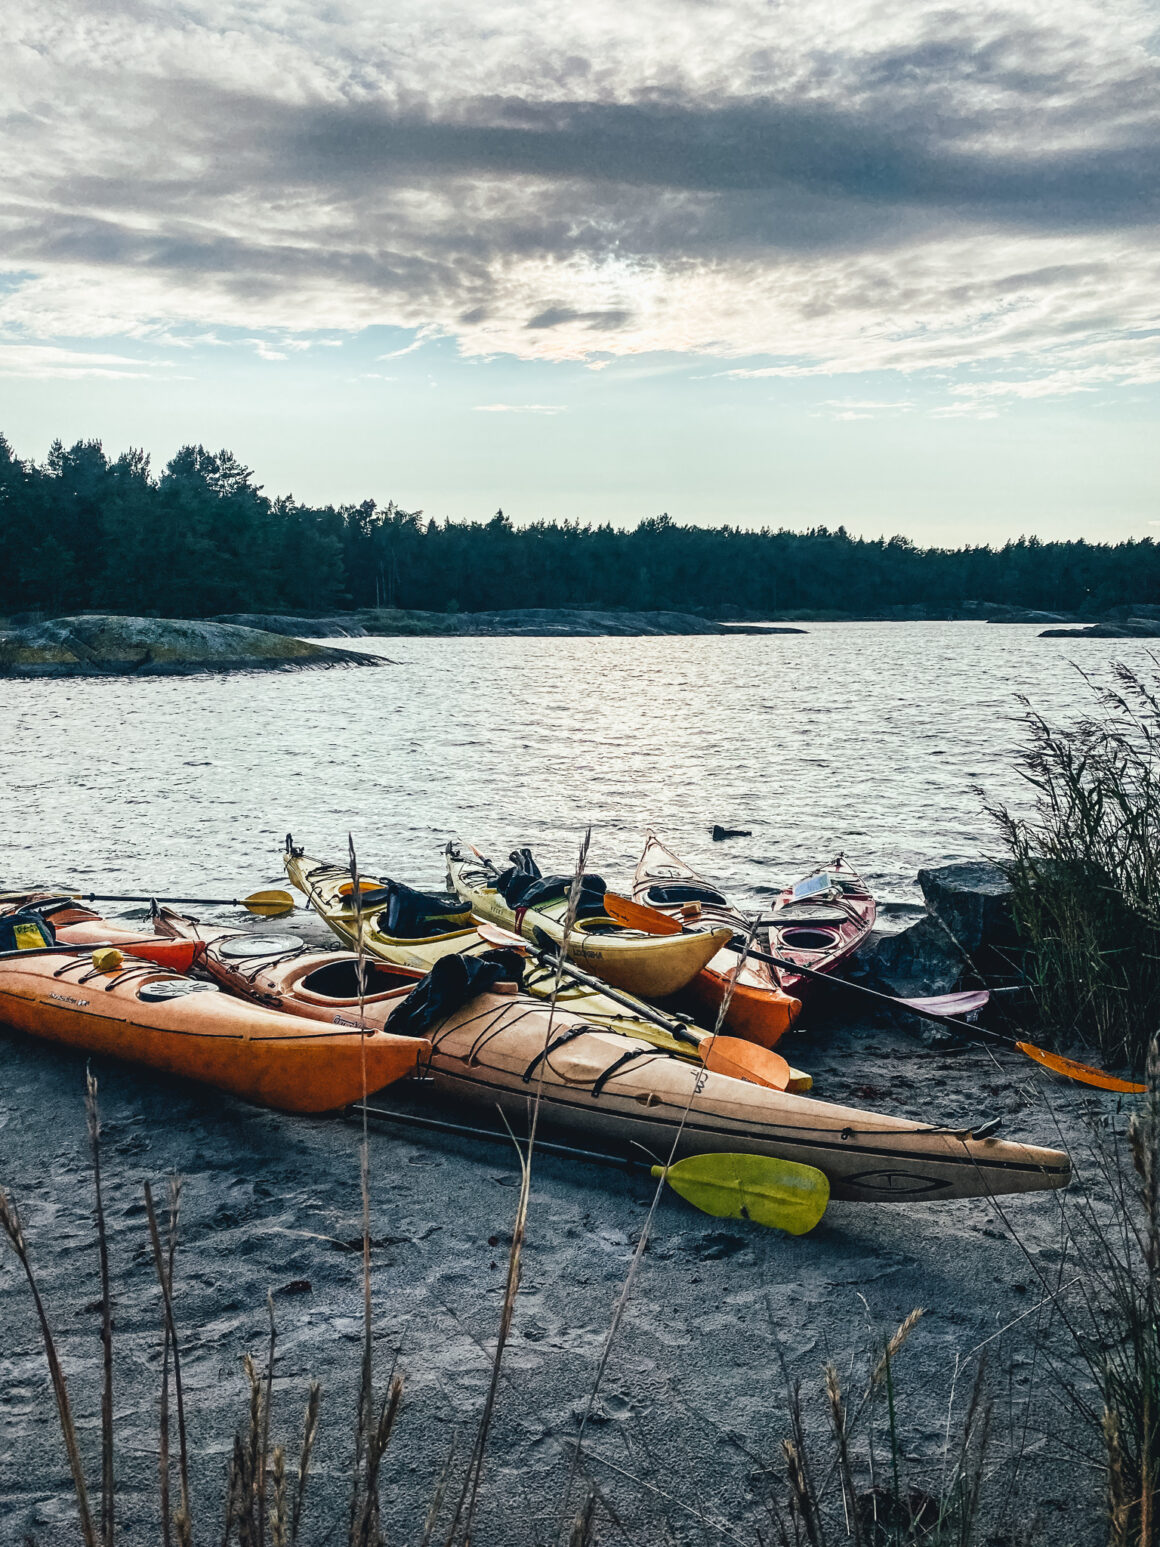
[772,1321,995,1547]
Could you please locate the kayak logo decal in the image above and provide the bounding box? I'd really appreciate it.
[49,992,90,1007]
[845,1171,951,1195]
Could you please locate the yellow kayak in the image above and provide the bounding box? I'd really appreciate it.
[283,841,812,1090]
[446,841,733,998]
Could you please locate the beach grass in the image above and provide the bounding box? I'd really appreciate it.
[989,659,1160,1073]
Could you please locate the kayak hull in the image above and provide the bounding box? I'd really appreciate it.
[419,997,1069,1203]
[0,949,427,1113]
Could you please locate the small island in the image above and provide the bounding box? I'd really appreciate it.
[0,614,382,678]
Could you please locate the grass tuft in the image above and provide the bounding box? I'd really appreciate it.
[988,660,1160,1070]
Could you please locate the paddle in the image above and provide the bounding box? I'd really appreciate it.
[474,921,793,1092]
[652,1152,829,1235]
[355,1100,825,1232]
[68,889,296,917]
[604,892,1146,1096]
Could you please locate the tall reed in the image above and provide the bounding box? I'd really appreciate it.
[988,660,1160,1070]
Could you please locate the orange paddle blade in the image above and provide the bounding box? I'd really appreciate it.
[1015,1041,1146,1094]
[701,1034,790,1091]
[603,892,683,935]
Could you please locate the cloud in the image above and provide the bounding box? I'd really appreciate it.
[0,343,162,379]
[1,0,1158,393]
[472,402,567,413]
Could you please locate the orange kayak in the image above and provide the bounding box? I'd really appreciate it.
[632,833,801,1048]
[152,906,424,1028]
[0,944,428,1112]
[0,892,200,973]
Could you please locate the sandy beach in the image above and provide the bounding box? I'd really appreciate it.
[0,948,1103,1544]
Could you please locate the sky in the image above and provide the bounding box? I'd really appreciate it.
[1,0,1158,543]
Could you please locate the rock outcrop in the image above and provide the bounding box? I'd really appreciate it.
[354,608,806,637]
[215,613,369,638]
[917,861,1014,954]
[1041,621,1160,638]
[848,861,1015,1002]
[0,615,381,677]
[850,914,969,1000]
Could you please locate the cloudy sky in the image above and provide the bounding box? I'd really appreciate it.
[2,0,1157,540]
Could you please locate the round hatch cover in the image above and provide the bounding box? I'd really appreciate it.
[138,979,221,1002]
[218,934,305,960]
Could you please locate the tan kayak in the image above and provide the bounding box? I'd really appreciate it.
[446,841,732,998]
[148,910,1068,1202]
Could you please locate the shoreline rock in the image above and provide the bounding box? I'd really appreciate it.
[1040,621,1160,639]
[0,615,382,677]
[350,607,807,637]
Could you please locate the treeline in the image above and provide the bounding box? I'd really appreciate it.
[2,432,1157,619]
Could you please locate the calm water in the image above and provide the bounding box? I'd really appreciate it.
[2,623,1154,910]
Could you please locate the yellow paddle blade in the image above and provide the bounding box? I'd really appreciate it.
[700,1033,791,1092]
[653,1152,829,1235]
[604,892,682,935]
[243,889,296,917]
[1015,1041,1146,1094]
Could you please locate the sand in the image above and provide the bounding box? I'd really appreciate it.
[0,928,1107,1544]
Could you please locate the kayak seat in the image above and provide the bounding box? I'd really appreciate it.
[378,879,473,940]
[509,874,609,920]
[644,883,727,908]
[293,958,418,1003]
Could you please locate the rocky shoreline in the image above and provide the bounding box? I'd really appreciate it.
[215,607,807,638]
[0,615,383,677]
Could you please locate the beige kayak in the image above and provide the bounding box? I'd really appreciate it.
[446,841,732,998]
[422,1007,1070,1202]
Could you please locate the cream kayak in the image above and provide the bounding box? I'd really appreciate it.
[147,910,1067,1202]
[447,841,732,998]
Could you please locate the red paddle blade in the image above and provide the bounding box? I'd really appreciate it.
[900,989,991,1017]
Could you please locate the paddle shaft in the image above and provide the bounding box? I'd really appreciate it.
[517,936,701,1046]
[356,1100,646,1172]
[73,891,291,909]
[739,938,1022,1047]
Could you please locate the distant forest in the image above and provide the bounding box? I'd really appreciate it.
[2,432,1156,619]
